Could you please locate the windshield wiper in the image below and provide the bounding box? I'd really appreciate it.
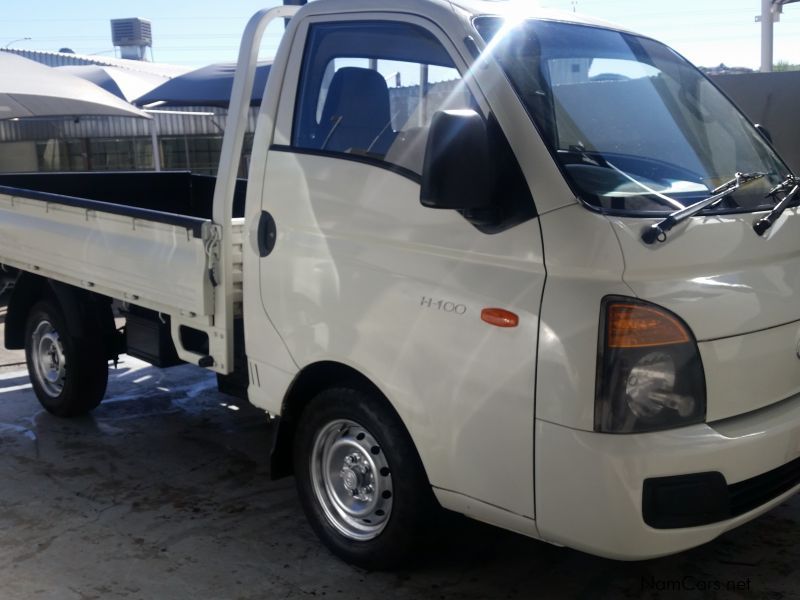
[641,172,767,245]
[565,145,687,211]
[753,175,800,236]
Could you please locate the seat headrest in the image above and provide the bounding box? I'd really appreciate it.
[318,67,393,154]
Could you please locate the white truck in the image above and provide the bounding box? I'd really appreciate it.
[2,0,800,569]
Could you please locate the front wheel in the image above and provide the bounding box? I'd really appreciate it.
[25,299,108,417]
[293,387,437,569]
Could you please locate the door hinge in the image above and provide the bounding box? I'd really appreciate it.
[204,224,223,288]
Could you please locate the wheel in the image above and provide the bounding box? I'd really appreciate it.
[24,299,108,417]
[293,387,437,570]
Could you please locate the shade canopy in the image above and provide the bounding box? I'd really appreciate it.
[134,61,272,108]
[0,52,149,120]
[56,65,168,103]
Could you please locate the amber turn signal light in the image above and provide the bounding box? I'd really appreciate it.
[481,308,519,328]
[606,302,690,348]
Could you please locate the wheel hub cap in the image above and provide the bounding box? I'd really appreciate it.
[310,419,393,541]
[31,320,66,398]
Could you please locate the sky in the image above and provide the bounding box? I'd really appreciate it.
[1,1,799,70]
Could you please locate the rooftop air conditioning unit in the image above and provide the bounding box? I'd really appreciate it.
[110,18,152,61]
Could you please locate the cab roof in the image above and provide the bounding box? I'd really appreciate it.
[295,0,639,38]
[447,0,635,35]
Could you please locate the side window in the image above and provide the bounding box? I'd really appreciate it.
[292,21,477,176]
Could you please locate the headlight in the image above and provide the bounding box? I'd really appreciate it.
[595,297,706,433]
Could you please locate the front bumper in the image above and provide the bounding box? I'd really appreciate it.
[535,392,800,560]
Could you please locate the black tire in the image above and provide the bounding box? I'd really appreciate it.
[24,299,108,417]
[293,387,437,570]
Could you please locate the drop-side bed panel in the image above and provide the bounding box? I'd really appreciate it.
[0,187,214,318]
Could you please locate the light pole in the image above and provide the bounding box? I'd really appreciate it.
[761,0,774,72]
[760,0,799,72]
[4,37,31,49]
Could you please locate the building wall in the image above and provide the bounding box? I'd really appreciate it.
[0,108,259,176]
[0,142,38,173]
[711,71,800,174]
[0,107,258,142]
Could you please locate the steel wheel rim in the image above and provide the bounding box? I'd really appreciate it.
[31,319,66,398]
[310,419,394,541]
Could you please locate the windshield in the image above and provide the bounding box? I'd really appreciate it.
[475,17,790,216]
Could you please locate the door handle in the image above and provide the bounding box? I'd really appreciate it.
[257,210,277,257]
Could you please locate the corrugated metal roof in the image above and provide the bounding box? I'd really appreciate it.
[0,49,190,78]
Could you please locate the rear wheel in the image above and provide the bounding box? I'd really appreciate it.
[294,387,437,570]
[24,299,108,417]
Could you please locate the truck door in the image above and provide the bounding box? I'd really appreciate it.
[254,14,545,519]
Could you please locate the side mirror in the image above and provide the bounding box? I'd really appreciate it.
[755,123,773,144]
[420,110,495,211]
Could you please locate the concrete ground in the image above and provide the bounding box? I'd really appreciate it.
[0,298,799,599]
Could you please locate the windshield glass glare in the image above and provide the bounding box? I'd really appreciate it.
[475,17,789,216]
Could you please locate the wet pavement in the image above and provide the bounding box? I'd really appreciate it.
[0,306,799,599]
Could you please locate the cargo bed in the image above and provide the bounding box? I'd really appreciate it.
[0,171,245,370]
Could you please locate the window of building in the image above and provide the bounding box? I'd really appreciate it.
[88,138,152,171]
[36,139,88,172]
[161,134,252,177]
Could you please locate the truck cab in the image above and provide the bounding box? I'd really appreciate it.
[243,0,800,565]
